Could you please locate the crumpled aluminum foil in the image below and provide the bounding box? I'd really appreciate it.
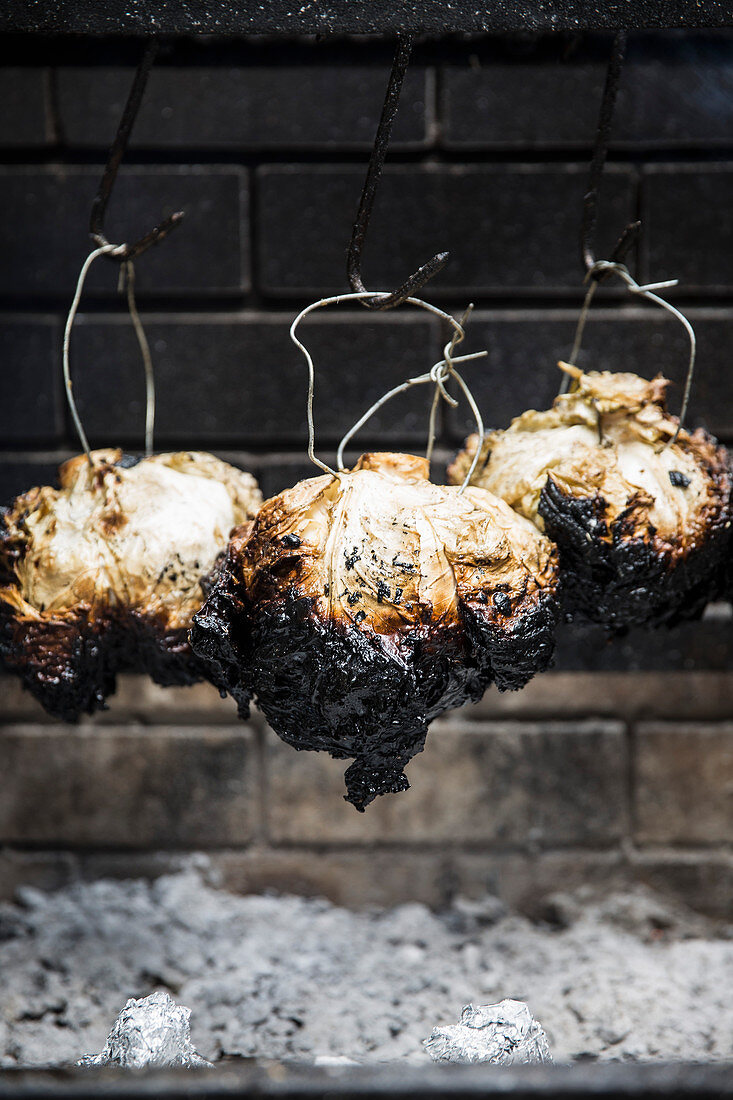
[424,998,552,1065]
[77,991,212,1069]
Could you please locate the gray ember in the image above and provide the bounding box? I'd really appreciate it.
[424,999,552,1065]
[2,870,733,1067]
[77,991,212,1069]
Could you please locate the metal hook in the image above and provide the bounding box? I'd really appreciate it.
[90,39,184,261]
[347,36,449,311]
[581,31,641,281]
[63,247,158,468]
[560,31,642,398]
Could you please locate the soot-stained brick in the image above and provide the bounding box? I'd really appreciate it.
[68,314,437,448]
[442,32,733,149]
[635,723,733,845]
[258,164,635,295]
[553,614,733,672]
[0,725,258,847]
[0,167,247,297]
[264,720,627,845]
[446,310,733,443]
[0,461,61,509]
[0,321,60,444]
[644,168,733,292]
[0,69,48,147]
[442,44,605,148]
[57,64,429,149]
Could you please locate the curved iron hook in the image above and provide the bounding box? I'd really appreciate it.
[90,38,184,261]
[582,31,640,282]
[347,36,449,311]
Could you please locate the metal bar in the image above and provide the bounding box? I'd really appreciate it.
[3,1059,733,1097]
[347,36,448,310]
[2,1,729,34]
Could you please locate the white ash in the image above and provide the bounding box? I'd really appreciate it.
[77,991,211,1069]
[425,999,552,1065]
[1,866,732,1068]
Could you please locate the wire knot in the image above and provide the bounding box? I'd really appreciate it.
[428,358,459,409]
[290,293,488,492]
[585,259,679,297]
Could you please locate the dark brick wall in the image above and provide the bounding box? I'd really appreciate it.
[1,32,732,912]
[1,30,732,665]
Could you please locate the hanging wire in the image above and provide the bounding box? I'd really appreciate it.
[336,314,486,485]
[566,276,598,371]
[562,260,696,445]
[289,293,487,491]
[63,245,122,466]
[425,303,474,466]
[64,249,160,468]
[347,37,448,311]
[561,31,642,397]
[560,36,698,444]
[581,31,641,278]
[64,39,181,465]
[90,39,184,261]
[120,261,155,456]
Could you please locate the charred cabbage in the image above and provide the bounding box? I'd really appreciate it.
[191,452,559,810]
[0,449,261,719]
[449,368,732,630]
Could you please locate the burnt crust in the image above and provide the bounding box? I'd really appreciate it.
[539,460,731,630]
[0,449,261,720]
[0,601,203,722]
[193,574,558,812]
[546,431,733,629]
[191,454,560,811]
